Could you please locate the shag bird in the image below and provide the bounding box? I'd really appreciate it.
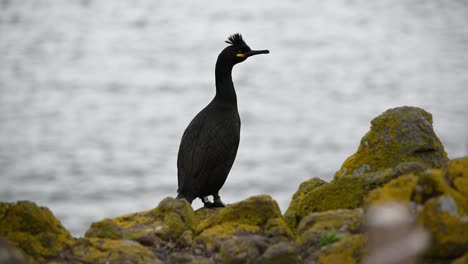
[176,33,269,208]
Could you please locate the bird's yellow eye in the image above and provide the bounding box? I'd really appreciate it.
[236,53,246,58]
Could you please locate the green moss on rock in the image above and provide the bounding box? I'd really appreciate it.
[318,231,346,247]
[297,209,364,245]
[296,177,369,222]
[444,157,468,196]
[194,207,220,223]
[0,201,75,260]
[84,219,122,240]
[366,174,419,204]
[283,177,327,229]
[289,162,426,229]
[196,195,293,248]
[335,106,448,177]
[85,197,197,242]
[314,234,367,264]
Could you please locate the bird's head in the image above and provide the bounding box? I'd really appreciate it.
[219,33,269,66]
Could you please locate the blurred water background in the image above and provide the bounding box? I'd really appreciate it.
[1,0,467,236]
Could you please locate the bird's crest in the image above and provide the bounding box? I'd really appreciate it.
[225,33,246,46]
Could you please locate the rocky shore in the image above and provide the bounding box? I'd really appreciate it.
[1,106,467,263]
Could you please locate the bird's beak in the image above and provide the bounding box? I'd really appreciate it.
[244,49,270,57]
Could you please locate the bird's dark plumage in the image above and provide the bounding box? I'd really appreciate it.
[176,34,269,207]
[225,33,246,46]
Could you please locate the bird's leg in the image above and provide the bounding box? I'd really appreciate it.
[176,193,194,204]
[212,194,226,208]
[202,196,214,208]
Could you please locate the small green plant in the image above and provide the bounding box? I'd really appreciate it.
[318,231,346,247]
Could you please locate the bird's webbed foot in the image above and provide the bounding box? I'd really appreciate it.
[201,195,226,208]
[212,194,226,208]
[201,196,213,208]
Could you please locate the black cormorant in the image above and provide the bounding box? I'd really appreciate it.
[176,33,269,208]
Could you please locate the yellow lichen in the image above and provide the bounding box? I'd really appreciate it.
[195,223,260,249]
[195,207,220,223]
[195,195,293,248]
[201,223,260,238]
[84,218,122,239]
[296,176,369,220]
[197,195,284,231]
[453,176,468,196]
[265,217,295,238]
[366,174,418,205]
[85,197,197,242]
[364,159,468,258]
[283,177,327,229]
[444,157,468,196]
[419,196,468,258]
[0,201,75,260]
[335,107,448,178]
[433,171,468,214]
[68,238,161,264]
[290,163,428,230]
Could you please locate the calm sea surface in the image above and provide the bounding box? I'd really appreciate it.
[1,0,467,235]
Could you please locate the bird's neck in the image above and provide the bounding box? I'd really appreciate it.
[214,61,237,105]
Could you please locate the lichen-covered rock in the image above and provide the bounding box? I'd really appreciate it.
[366,174,420,204]
[335,106,448,177]
[314,234,367,264]
[0,201,75,260]
[220,236,262,264]
[420,195,468,258]
[295,177,369,222]
[297,209,364,245]
[132,233,212,263]
[444,157,468,196]
[366,157,468,258]
[195,207,221,223]
[367,159,468,212]
[258,242,299,264]
[289,162,426,229]
[358,161,427,186]
[283,177,327,229]
[60,238,161,264]
[196,195,293,248]
[85,197,197,242]
[83,219,122,239]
